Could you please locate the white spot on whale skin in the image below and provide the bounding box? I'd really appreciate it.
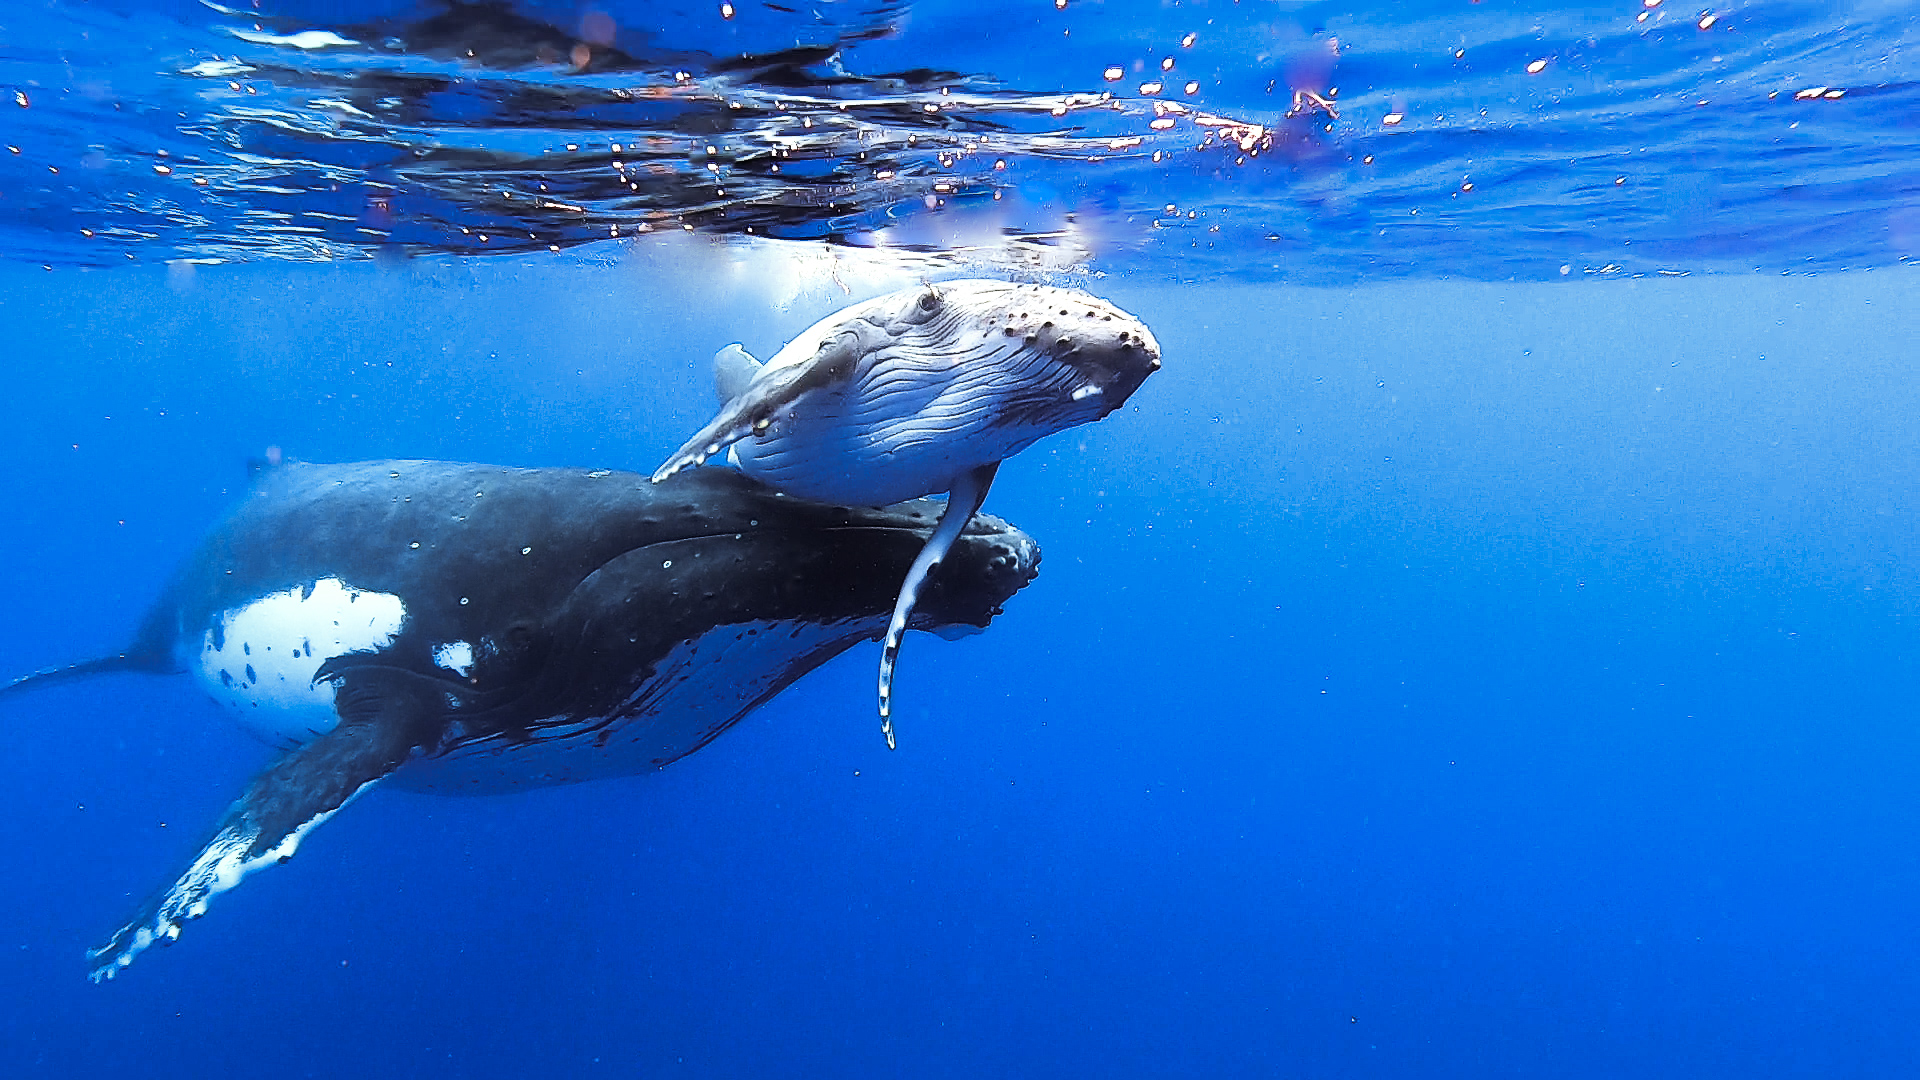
[191,577,406,746]
[434,640,474,678]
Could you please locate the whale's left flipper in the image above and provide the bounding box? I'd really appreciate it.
[87,670,442,981]
[877,462,999,750]
[651,330,873,484]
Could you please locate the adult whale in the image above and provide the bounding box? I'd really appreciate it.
[0,460,1040,980]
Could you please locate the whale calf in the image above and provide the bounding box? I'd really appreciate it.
[1,460,1039,980]
[654,280,1159,746]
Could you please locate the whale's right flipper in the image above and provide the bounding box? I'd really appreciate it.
[87,669,442,981]
[877,461,999,750]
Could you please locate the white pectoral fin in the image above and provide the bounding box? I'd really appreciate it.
[87,672,435,981]
[877,461,999,750]
[712,344,763,402]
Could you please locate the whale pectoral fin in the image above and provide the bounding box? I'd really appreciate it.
[713,344,763,402]
[652,330,865,484]
[877,461,1000,750]
[87,673,438,982]
[651,394,773,484]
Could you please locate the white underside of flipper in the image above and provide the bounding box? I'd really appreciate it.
[87,778,379,982]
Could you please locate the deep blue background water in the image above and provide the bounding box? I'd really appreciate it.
[2,256,1919,1076]
[5,0,1920,1075]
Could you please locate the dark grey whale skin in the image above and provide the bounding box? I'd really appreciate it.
[1,459,1040,979]
[122,459,1037,750]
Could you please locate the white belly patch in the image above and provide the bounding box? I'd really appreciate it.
[191,577,408,747]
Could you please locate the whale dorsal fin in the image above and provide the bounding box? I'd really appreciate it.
[877,461,1000,749]
[713,344,762,403]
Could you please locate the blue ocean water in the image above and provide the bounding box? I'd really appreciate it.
[2,1,1919,1077]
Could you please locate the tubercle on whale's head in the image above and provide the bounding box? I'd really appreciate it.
[906,511,1041,636]
[1051,309,1161,420]
[1021,285,1159,418]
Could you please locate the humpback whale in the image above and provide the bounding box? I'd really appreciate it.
[654,280,1159,746]
[0,460,1040,980]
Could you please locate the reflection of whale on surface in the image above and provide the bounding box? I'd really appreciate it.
[0,460,1039,981]
[655,279,1159,747]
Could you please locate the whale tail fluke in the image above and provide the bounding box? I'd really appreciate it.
[0,652,171,704]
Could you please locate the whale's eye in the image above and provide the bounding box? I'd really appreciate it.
[919,291,940,311]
